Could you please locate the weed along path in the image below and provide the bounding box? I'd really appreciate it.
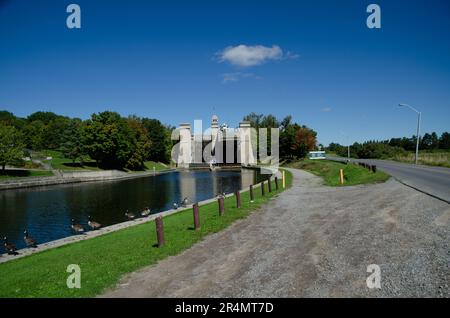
[102,168,450,298]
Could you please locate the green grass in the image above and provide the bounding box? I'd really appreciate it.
[125,161,171,173]
[0,169,53,180]
[0,170,292,298]
[39,150,101,171]
[143,161,169,171]
[393,151,450,168]
[286,159,389,186]
[328,149,450,168]
[39,151,172,172]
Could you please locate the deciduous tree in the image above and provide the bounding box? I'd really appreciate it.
[0,125,24,172]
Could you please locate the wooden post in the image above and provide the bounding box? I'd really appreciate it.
[275,177,279,190]
[218,196,225,216]
[282,171,286,189]
[235,191,241,208]
[193,203,200,230]
[155,216,165,247]
[261,180,265,196]
[268,178,272,193]
[249,185,254,202]
[339,169,344,185]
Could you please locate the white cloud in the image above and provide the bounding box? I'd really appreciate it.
[285,51,300,59]
[322,107,332,112]
[217,44,284,67]
[222,72,262,83]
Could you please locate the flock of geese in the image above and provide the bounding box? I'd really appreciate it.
[3,230,37,255]
[2,197,191,256]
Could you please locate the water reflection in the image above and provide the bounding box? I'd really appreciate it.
[0,169,264,250]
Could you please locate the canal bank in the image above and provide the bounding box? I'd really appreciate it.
[0,170,291,297]
[0,171,280,264]
[0,167,269,250]
[0,168,176,191]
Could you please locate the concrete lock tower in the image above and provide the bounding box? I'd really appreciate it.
[175,115,256,168]
[239,121,256,166]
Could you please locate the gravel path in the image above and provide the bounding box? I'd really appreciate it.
[102,168,450,298]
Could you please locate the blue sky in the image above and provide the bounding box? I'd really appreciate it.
[0,0,449,145]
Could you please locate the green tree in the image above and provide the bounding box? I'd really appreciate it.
[280,122,299,160]
[439,132,450,149]
[243,113,317,161]
[27,111,60,125]
[421,133,432,150]
[43,117,72,149]
[142,118,171,163]
[83,111,135,169]
[22,120,46,150]
[0,125,24,172]
[430,132,439,149]
[126,116,152,170]
[60,119,86,165]
[243,112,264,128]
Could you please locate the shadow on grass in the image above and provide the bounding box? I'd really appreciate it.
[62,161,98,168]
[0,170,34,177]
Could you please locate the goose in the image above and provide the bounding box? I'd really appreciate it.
[141,207,151,217]
[71,219,85,233]
[125,211,136,220]
[88,216,101,230]
[217,192,226,199]
[181,197,189,207]
[23,230,38,248]
[3,237,18,255]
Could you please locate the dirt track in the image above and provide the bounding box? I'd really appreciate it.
[102,168,450,297]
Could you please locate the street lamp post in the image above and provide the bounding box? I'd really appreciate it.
[340,131,351,161]
[398,103,421,165]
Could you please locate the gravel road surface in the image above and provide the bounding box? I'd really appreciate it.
[102,169,450,298]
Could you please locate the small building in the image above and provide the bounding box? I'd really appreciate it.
[308,151,326,160]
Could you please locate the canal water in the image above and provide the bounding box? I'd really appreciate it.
[0,169,265,250]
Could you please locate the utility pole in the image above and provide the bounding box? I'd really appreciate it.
[399,104,421,165]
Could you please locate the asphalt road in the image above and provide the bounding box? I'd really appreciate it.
[328,157,450,203]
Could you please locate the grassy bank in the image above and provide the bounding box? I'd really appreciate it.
[393,151,450,168]
[329,150,450,168]
[39,150,101,171]
[143,160,169,171]
[0,170,292,298]
[39,150,171,172]
[0,169,53,180]
[286,159,389,186]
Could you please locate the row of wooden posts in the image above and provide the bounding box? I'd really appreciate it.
[339,161,378,185]
[357,162,377,173]
[155,170,286,247]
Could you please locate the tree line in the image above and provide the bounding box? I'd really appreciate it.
[242,112,318,162]
[0,110,173,171]
[0,109,319,172]
[328,131,450,159]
